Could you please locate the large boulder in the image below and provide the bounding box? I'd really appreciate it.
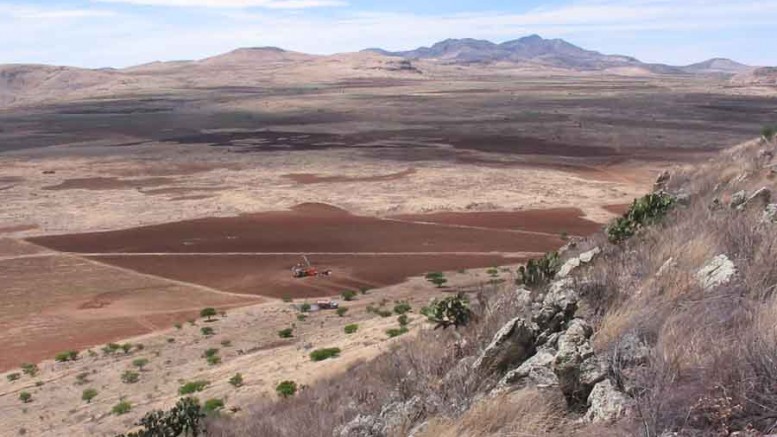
[553,319,603,404]
[557,247,601,278]
[729,190,747,209]
[497,349,558,390]
[696,254,737,291]
[472,317,537,374]
[764,204,777,223]
[584,379,632,423]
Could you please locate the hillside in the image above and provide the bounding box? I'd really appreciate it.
[681,58,752,74]
[732,67,777,86]
[200,131,777,436]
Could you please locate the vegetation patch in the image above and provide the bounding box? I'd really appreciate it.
[310,348,341,362]
[607,192,675,243]
[179,380,209,395]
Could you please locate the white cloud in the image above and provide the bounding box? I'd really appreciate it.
[94,0,346,8]
[0,4,116,19]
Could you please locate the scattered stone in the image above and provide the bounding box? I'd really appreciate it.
[696,254,737,291]
[729,190,747,209]
[584,380,631,423]
[741,187,772,210]
[557,247,601,278]
[472,317,537,373]
[553,319,598,404]
[498,349,558,390]
[764,204,777,223]
[654,171,670,190]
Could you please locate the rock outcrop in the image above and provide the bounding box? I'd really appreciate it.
[472,317,537,373]
[696,254,737,290]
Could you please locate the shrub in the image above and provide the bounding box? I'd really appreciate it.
[344,324,359,334]
[229,373,244,388]
[174,323,182,330]
[607,192,675,243]
[386,327,409,338]
[203,398,225,414]
[486,267,500,277]
[179,380,209,395]
[297,314,308,322]
[121,371,140,384]
[200,327,215,336]
[393,301,412,315]
[336,307,348,317]
[103,343,121,355]
[282,295,293,303]
[135,343,144,352]
[117,397,203,437]
[310,348,341,362]
[299,303,311,313]
[132,358,149,371]
[55,350,78,362]
[360,287,371,295]
[221,340,232,347]
[276,380,298,398]
[167,338,176,344]
[278,328,294,338]
[112,400,132,415]
[7,373,20,382]
[421,293,472,329]
[762,125,776,141]
[203,348,219,358]
[398,314,409,326]
[207,355,222,366]
[375,309,393,318]
[20,363,38,377]
[19,392,31,403]
[75,372,90,385]
[35,381,43,387]
[425,272,448,288]
[200,307,217,321]
[82,388,98,404]
[341,290,357,301]
[120,343,133,354]
[518,252,561,287]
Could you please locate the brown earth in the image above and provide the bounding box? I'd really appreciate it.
[42,176,174,191]
[282,168,416,184]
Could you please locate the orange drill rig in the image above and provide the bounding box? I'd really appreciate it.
[291,255,331,278]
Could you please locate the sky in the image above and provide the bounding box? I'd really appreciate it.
[1,0,775,68]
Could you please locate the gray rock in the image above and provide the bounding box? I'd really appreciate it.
[557,247,601,278]
[337,414,384,437]
[584,380,631,423]
[497,349,558,390]
[744,187,772,209]
[579,355,607,387]
[554,319,597,402]
[696,254,737,290]
[654,171,670,190]
[472,317,537,373]
[613,333,650,368]
[729,190,747,209]
[656,257,676,277]
[674,191,691,206]
[764,203,777,223]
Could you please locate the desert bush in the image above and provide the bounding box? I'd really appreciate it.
[394,301,412,315]
[229,373,244,388]
[607,192,675,243]
[425,272,448,288]
[341,290,357,301]
[309,348,341,362]
[278,328,294,338]
[398,314,410,326]
[204,398,225,414]
[486,267,499,277]
[19,392,31,403]
[207,355,222,366]
[201,327,215,336]
[344,324,359,334]
[200,307,217,321]
[82,388,98,404]
[174,323,182,330]
[121,370,140,384]
[299,303,311,313]
[221,340,232,347]
[360,287,371,295]
[203,348,219,358]
[762,125,776,142]
[297,314,308,322]
[518,252,560,287]
[75,372,90,385]
[132,358,149,371]
[375,309,393,318]
[118,397,204,437]
[421,293,472,329]
[386,327,409,338]
[55,350,78,362]
[179,380,209,395]
[282,295,293,303]
[112,400,132,415]
[336,307,348,317]
[276,381,298,398]
[120,343,133,354]
[7,373,20,382]
[103,343,121,354]
[20,363,38,377]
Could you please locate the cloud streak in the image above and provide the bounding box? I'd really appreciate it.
[94,0,346,8]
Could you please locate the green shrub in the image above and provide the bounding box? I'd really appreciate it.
[518,252,561,287]
[132,358,149,371]
[19,392,31,403]
[607,192,675,244]
[282,295,293,303]
[103,343,121,355]
[179,380,209,395]
[421,293,472,330]
[425,272,448,288]
[200,327,215,336]
[75,372,90,385]
[55,350,78,362]
[203,348,219,358]
[275,380,297,398]
[341,290,357,301]
[375,309,393,318]
[229,373,244,388]
[221,340,232,347]
[112,400,132,415]
[336,307,348,317]
[386,327,409,338]
[360,287,371,295]
[278,328,294,338]
[21,363,38,377]
[120,343,133,354]
[344,324,359,334]
[206,355,221,366]
[297,314,308,322]
[121,370,140,384]
[82,388,98,404]
[398,314,409,326]
[762,125,776,141]
[300,303,311,313]
[174,323,182,330]
[203,398,224,414]
[117,397,203,437]
[393,301,412,315]
[309,348,341,362]
[200,307,217,321]
[7,373,20,382]
[486,267,500,277]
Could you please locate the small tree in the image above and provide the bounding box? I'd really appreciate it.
[82,388,98,404]
[19,391,31,403]
[344,324,359,334]
[132,358,149,371]
[425,272,448,288]
[21,363,38,377]
[103,343,121,355]
[229,373,244,388]
[421,293,472,330]
[276,380,297,398]
[200,307,217,322]
[486,267,500,278]
[120,343,133,354]
[121,370,140,384]
[278,328,294,338]
[336,307,348,317]
[118,397,203,437]
[341,290,357,301]
[113,400,132,415]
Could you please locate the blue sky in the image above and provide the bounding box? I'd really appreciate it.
[1,0,775,68]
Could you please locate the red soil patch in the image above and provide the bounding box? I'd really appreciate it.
[89,254,527,299]
[28,203,563,255]
[391,208,602,236]
[42,176,174,191]
[283,168,416,184]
